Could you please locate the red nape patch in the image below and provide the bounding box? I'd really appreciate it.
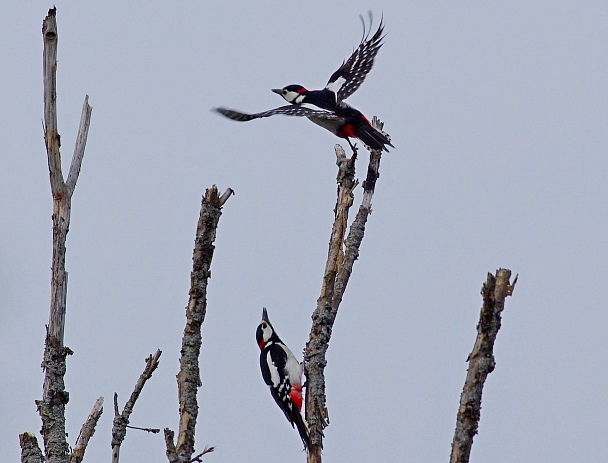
[297,87,307,94]
[337,124,357,139]
[258,340,265,349]
[291,384,303,411]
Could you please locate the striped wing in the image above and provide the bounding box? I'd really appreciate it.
[214,105,342,122]
[325,13,385,103]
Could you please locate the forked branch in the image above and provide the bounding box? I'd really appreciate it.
[305,119,388,463]
[112,350,162,463]
[28,8,94,463]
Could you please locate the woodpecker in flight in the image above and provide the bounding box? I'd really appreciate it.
[256,308,309,448]
[214,13,393,152]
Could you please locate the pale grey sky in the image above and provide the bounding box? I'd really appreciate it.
[2,1,608,462]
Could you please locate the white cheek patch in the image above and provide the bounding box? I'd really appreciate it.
[283,91,299,102]
[326,76,346,94]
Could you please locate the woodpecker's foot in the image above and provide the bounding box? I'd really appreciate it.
[347,139,359,156]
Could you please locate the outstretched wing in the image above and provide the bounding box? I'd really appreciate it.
[325,12,385,103]
[213,105,342,122]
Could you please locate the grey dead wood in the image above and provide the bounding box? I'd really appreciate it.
[19,433,44,463]
[305,118,389,463]
[112,350,162,463]
[70,397,104,463]
[164,186,232,463]
[449,269,517,463]
[24,8,94,463]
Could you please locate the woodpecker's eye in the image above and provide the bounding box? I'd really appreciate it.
[282,90,287,95]
[261,322,267,329]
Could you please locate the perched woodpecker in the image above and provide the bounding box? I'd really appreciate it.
[213,13,393,152]
[256,308,309,448]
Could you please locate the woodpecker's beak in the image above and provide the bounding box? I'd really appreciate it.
[271,88,282,95]
[262,307,270,323]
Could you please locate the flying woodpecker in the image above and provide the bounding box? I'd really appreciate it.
[256,308,310,448]
[214,13,392,152]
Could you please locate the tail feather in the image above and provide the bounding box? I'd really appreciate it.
[291,407,310,449]
[356,123,394,152]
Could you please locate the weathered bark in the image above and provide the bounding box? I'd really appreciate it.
[19,433,44,463]
[450,269,517,463]
[112,350,162,463]
[305,120,388,463]
[164,186,233,463]
[70,397,104,463]
[26,9,94,463]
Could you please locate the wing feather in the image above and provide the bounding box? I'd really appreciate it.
[325,13,385,103]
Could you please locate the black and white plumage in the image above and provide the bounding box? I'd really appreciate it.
[256,308,309,448]
[324,12,386,106]
[214,105,342,123]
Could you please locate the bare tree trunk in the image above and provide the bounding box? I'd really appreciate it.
[27,8,94,463]
[450,269,517,463]
[305,118,389,463]
[164,186,232,463]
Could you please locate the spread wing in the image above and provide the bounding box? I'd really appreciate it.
[213,105,342,122]
[325,12,385,103]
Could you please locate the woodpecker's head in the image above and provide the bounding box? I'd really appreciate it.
[272,85,308,104]
[256,307,277,350]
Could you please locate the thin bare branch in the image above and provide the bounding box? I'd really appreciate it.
[305,127,387,463]
[450,269,517,463]
[19,432,44,463]
[70,396,104,463]
[190,446,215,463]
[112,350,162,463]
[165,186,229,462]
[66,95,92,196]
[126,424,161,433]
[218,187,235,206]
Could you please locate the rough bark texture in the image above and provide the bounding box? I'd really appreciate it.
[305,123,387,463]
[164,186,232,463]
[29,8,93,463]
[112,350,162,463]
[19,433,44,463]
[70,397,104,463]
[450,269,517,463]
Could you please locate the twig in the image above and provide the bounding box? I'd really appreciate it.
[19,433,44,463]
[164,186,231,462]
[112,350,162,463]
[305,124,387,463]
[450,269,517,463]
[190,446,215,462]
[35,8,93,463]
[126,425,161,433]
[70,397,104,463]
